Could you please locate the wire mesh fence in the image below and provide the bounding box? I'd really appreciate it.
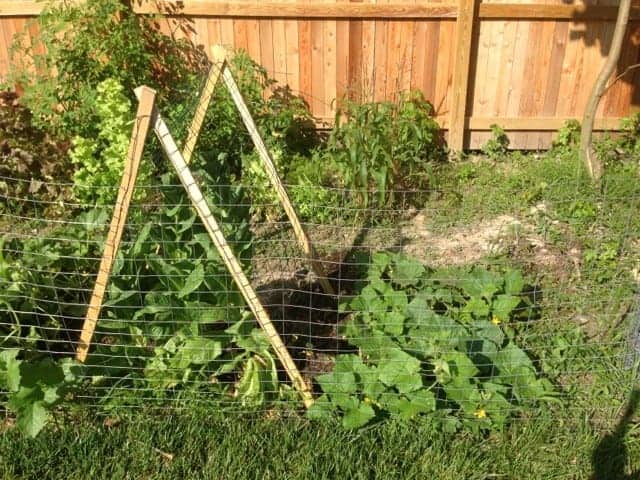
[1,47,639,434]
[1,163,638,430]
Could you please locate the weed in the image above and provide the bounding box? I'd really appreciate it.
[481,124,510,160]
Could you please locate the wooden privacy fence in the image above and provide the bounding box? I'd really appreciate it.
[1,0,640,149]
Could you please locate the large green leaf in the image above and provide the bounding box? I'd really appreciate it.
[459,269,501,301]
[178,337,223,365]
[178,263,205,298]
[0,349,21,392]
[474,320,505,347]
[14,399,49,438]
[390,257,425,287]
[504,269,525,295]
[463,297,490,320]
[342,401,376,429]
[382,311,405,337]
[383,389,435,419]
[317,362,358,396]
[377,348,422,393]
[491,295,521,322]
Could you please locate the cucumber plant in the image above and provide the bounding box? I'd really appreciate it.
[309,252,555,431]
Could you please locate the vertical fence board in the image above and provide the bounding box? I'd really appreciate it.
[1,0,640,149]
[449,0,478,151]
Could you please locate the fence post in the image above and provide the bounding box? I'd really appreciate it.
[449,0,478,153]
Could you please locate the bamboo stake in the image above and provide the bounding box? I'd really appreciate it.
[210,45,336,296]
[76,87,156,362]
[138,89,314,407]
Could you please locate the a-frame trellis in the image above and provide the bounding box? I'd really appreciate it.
[73,46,339,407]
[186,46,334,296]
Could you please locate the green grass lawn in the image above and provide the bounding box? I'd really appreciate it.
[1,401,639,479]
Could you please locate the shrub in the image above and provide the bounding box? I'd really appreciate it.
[550,120,581,155]
[0,91,72,216]
[8,0,206,139]
[317,91,444,208]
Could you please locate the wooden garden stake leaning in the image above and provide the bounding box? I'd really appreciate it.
[137,88,314,408]
[183,44,335,296]
[76,87,156,362]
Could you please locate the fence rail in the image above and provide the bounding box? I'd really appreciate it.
[1,0,639,149]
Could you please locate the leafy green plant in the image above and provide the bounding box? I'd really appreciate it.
[583,240,620,284]
[309,252,554,430]
[183,51,319,179]
[0,350,84,437]
[0,91,73,216]
[593,113,640,168]
[8,0,205,139]
[0,151,292,432]
[481,124,510,160]
[318,91,444,208]
[551,120,581,155]
[70,78,151,206]
[618,113,640,158]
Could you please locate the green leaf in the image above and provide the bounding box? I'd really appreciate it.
[385,390,435,419]
[342,401,376,429]
[178,337,223,365]
[178,263,205,298]
[377,348,422,393]
[491,295,521,322]
[460,269,501,300]
[504,269,525,295]
[390,257,425,287]
[382,311,405,337]
[306,394,336,421]
[15,399,49,438]
[442,351,479,380]
[19,358,64,388]
[0,349,21,392]
[406,296,430,324]
[474,320,505,347]
[348,327,399,363]
[463,297,490,320]
[317,361,358,396]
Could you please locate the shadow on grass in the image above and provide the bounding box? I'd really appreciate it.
[591,388,640,480]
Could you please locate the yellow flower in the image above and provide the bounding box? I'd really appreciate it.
[474,409,487,419]
[491,315,501,326]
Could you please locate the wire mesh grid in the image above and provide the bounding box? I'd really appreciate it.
[1,52,639,430]
[1,164,638,428]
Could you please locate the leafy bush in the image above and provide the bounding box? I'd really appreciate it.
[0,91,72,216]
[0,156,289,435]
[8,0,206,139]
[481,124,510,160]
[309,252,554,430]
[70,78,151,206]
[593,113,640,168]
[618,113,640,158]
[317,91,444,207]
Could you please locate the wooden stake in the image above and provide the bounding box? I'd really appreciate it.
[182,55,223,164]
[138,90,314,407]
[76,87,156,362]
[210,45,336,296]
